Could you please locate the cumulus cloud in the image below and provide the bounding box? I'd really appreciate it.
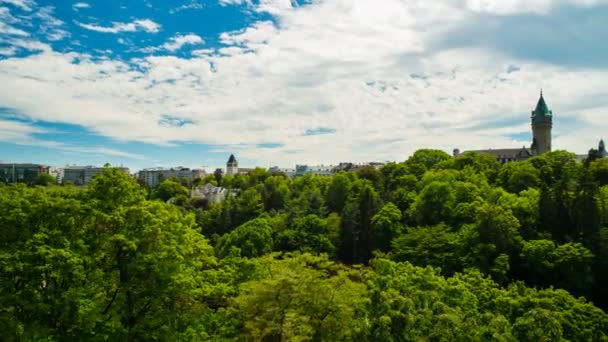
[162,33,204,51]
[1,0,608,167]
[77,19,161,34]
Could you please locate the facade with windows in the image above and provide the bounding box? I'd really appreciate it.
[137,167,206,188]
[62,166,130,186]
[0,163,45,184]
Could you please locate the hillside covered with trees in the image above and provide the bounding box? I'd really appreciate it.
[2,149,608,341]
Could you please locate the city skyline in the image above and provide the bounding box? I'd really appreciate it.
[1,0,608,170]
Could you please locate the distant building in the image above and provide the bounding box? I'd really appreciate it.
[295,164,334,176]
[332,162,386,173]
[62,166,130,186]
[46,166,62,184]
[137,167,206,188]
[191,183,228,205]
[599,139,608,158]
[0,163,46,184]
[268,166,296,178]
[226,154,238,176]
[456,91,552,163]
[226,155,255,175]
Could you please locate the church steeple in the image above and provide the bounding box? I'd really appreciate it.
[532,90,552,122]
[531,90,553,155]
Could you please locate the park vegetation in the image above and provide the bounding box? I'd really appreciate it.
[1,149,608,341]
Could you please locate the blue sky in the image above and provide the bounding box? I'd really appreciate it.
[1,0,607,171]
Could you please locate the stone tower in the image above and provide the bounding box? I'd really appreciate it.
[226,154,238,176]
[599,139,607,158]
[531,90,553,155]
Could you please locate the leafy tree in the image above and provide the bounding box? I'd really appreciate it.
[326,172,354,213]
[409,181,455,226]
[497,161,541,193]
[231,253,368,341]
[153,178,190,202]
[370,202,402,252]
[340,179,381,263]
[589,158,608,186]
[391,224,463,275]
[33,172,57,186]
[275,214,340,255]
[216,218,274,258]
[406,149,451,171]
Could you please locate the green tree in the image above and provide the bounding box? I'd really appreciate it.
[275,214,340,256]
[391,224,463,275]
[340,179,381,263]
[153,178,190,202]
[32,172,57,186]
[216,218,274,258]
[370,202,402,252]
[231,253,368,341]
[497,161,541,193]
[326,172,354,213]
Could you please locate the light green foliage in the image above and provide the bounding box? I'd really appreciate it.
[410,181,456,225]
[460,204,522,277]
[406,149,451,175]
[0,170,219,340]
[498,161,541,193]
[216,217,274,258]
[232,253,368,341]
[153,178,190,202]
[33,172,57,186]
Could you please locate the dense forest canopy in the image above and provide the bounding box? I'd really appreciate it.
[1,150,608,341]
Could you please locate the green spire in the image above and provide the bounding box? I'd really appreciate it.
[533,89,552,116]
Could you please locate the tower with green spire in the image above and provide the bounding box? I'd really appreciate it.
[531,90,553,155]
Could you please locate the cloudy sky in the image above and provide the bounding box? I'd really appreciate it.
[0,0,607,171]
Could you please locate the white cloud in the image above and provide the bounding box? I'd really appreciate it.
[162,33,204,51]
[219,0,250,6]
[0,21,29,36]
[1,0,608,168]
[72,2,90,10]
[0,0,35,11]
[0,46,17,55]
[77,19,161,34]
[170,1,204,13]
[466,0,608,14]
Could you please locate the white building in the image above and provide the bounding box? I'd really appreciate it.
[137,167,206,188]
[191,183,228,205]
